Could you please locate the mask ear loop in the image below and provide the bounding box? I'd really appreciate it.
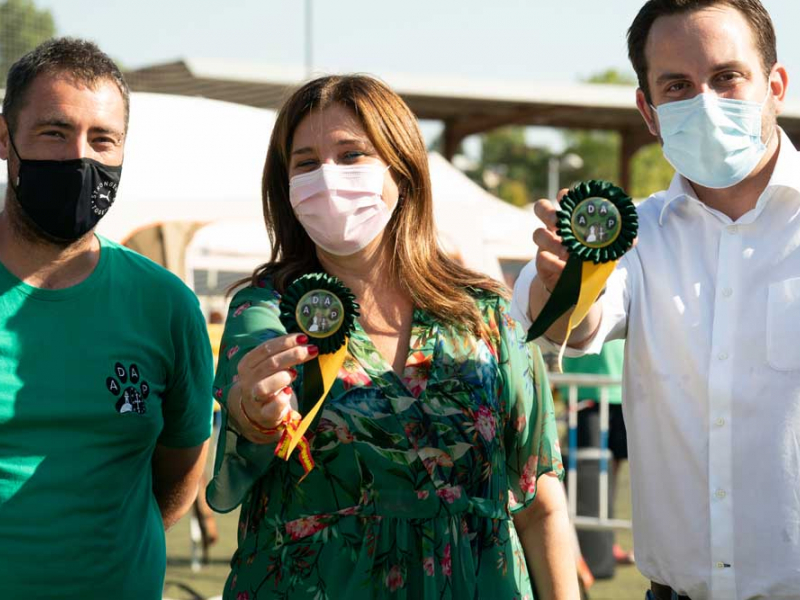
[763,120,777,148]
[646,101,662,138]
[760,82,778,148]
[761,80,774,106]
[4,130,23,195]
[384,163,402,202]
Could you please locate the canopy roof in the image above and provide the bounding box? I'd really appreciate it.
[125,58,800,142]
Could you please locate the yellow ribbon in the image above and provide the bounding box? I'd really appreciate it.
[274,341,350,480]
[557,261,617,370]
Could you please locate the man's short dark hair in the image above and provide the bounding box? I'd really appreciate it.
[627,0,777,102]
[2,37,130,133]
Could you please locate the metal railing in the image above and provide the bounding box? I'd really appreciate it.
[548,372,632,532]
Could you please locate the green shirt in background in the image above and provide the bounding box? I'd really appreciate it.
[0,236,213,600]
[560,339,624,404]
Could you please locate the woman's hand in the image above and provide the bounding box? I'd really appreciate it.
[228,333,319,444]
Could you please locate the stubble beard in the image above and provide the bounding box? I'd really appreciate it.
[3,154,96,250]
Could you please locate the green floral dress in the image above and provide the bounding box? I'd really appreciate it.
[207,280,563,600]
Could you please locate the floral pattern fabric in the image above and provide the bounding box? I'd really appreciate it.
[207,280,563,599]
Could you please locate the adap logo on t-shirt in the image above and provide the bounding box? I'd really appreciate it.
[106,362,150,414]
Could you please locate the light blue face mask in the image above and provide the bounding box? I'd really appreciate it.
[653,91,772,189]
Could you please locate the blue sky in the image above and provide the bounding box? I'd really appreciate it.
[36,0,800,151]
[37,1,799,87]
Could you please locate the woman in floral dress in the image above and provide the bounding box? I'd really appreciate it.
[207,75,578,599]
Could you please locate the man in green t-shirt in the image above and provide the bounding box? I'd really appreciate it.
[562,340,626,469]
[0,39,213,598]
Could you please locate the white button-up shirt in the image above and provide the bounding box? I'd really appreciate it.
[511,131,800,600]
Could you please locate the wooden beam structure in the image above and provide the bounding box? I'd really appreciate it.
[125,59,800,195]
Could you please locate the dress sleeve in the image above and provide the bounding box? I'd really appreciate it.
[497,298,564,512]
[206,283,288,513]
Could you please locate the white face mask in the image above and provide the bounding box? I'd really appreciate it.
[289,163,393,256]
[653,90,772,189]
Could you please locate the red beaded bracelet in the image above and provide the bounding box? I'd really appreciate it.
[238,392,283,435]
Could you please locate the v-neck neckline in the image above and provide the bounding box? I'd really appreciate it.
[349,307,438,399]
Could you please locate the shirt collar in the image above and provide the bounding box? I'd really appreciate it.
[658,173,698,226]
[658,127,800,226]
[763,128,800,196]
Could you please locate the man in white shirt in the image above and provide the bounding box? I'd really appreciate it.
[511,1,800,599]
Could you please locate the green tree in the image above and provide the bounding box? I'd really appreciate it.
[464,127,552,206]
[561,70,631,187]
[0,0,56,83]
[561,130,620,188]
[563,68,674,198]
[454,68,673,206]
[585,68,637,85]
[629,143,674,198]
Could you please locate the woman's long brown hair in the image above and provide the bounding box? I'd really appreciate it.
[249,74,508,335]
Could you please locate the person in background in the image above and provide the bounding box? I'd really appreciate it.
[207,74,579,599]
[192,309,227,564]
[560,339,634,580]
[0,39,213,599]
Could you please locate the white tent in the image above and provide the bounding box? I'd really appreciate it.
[101,92,273,241]
[0,92,272,239]
[184,154,542,290]
[184,217,270,301]
[0,92,541,284]
[427,152,541,281]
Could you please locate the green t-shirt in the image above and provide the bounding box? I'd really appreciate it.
[0,236,213,599]
[560,339,624,405]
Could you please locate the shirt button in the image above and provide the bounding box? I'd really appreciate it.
[718,352,729,361]
[715,417,726,427]
[728,225,739,234]
[722,288,733,297]
[716,489,727,499]
[716,561,726,569]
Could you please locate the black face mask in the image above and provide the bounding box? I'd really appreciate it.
[7,134,122,242]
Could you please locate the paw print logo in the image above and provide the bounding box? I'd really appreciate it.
[106,362,150,415]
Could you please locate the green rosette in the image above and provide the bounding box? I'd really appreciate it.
[556,180,638,264]
[279,273,359,354]
[527,180,638,342]
[279,273,360,418]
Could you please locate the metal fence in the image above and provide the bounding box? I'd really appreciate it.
[548,372,632,532]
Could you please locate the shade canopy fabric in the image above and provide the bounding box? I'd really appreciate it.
[0,92,542,283]
[183,153,542,284]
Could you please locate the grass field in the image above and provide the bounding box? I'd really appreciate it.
[163,463,648,599]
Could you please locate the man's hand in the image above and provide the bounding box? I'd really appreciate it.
[152,441,209,530]
[527,189,603,347]
[532,192,570,294]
